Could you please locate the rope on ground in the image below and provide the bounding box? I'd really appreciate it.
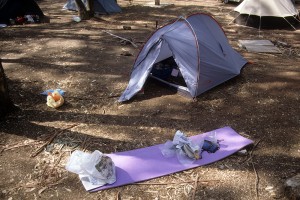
[102,30,138,48]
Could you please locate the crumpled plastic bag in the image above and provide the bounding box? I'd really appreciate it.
[202,131,220,153]
[160,130,203,165]
[65,150,116,186]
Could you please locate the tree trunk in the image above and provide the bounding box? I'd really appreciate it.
[0,59,14,119]
[155,0,160,5]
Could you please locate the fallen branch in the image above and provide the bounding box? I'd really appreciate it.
[67,94,120,100]
[53,152,66,168]
[102,30,138,48]
[81,135,89,151]
[134,179,220,185]
[192,174,199,200]
[116,190,120,200]
[30,124,78,157]
[1,140,44,153]
[47,177,68,187]
[277,163,300,167]
[251,160,259,200]
[240,139,262,164]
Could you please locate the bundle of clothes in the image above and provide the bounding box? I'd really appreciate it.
[160,130,220,165]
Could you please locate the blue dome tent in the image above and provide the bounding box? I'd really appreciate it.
[119,13,248,102]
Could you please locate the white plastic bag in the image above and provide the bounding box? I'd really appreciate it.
[160,140,176,158]
[65,150,116,186]
[160,130,203,165]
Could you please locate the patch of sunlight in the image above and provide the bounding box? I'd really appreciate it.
[54,61,90,67]
[254,82,288,90]
[257,98,278,105]
[237,90,251,98]
[260,147,298,158]
[30,121,73,127]
[102,74,124,80]
[278,71,300,80]
[122,20,153,25]
[45,39,85,49]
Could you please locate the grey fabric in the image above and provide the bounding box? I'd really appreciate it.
[118,13,247,102]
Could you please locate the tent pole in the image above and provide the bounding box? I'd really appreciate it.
[228,13,240,26]
[294,15,300,23]
[162,16,185,34]
[226,9,237,25]
[179,17,201,96]
[160,16,200,97]
[283,17,297,30]
[283,17,296,30]
[245,7,254,28]
[245,14,251,26]
[258,16,262,37]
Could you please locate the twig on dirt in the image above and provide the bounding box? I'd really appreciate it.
[277,163,300,167]
[81,135,89,151]
[38,187,48,196]
[134,179,220,185]
[192,174,199,200]
[40,163,66,189]
[1,140,44,153]
[246,139,262,161]
[30,124,78,157]
[107,94,121,98]
[116,190,121,200]
[67,96,94,100]
[240,139,262,164]
[102,30,138,48]
[47,177,68,187]
[251,160,259,200]
[67,94,120,100]
[54,152,65,167]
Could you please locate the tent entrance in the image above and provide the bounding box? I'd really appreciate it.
[148,57,190,96]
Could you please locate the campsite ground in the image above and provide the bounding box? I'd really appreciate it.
[0,0,300,199]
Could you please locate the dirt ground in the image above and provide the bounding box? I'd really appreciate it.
[0,0,300,199]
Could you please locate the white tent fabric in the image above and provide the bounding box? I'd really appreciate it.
[234,0,299,17]
[233,0,300,30]
[119,13,247,102]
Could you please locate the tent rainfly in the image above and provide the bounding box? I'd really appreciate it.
[233,0,300,30]
[63,0,121,14]
[118,13,248,102]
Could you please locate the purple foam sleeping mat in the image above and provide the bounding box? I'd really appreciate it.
[90,126,253,192]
